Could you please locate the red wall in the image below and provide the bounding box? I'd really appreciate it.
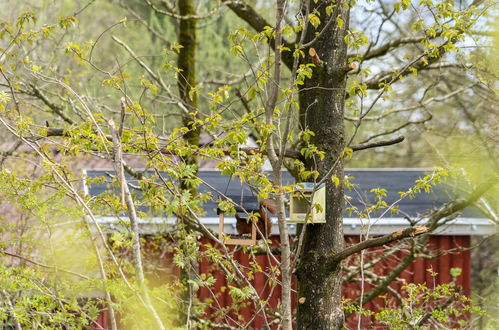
[196,235,471,329]
[94,235,471,329]
[342,235,471,328]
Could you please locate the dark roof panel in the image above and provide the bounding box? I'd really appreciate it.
[84,169,482,218]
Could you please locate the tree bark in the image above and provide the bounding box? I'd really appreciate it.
[177,1,201,326]
[295,2,350,329]
[178,0,201,175]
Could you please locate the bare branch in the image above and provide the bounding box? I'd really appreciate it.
[37,127,404,159]
[346,178,497,312]
[425,178,498,231]
[329,226,428,265]
[108,119,165,330]
[345,82,477,122]
[0,249,90,280]
[362,38,465,92]
[360,113,432,144]
[1,290,22,330]
[350,136,405,152]
[0,140,22,165]
[346,250,416,317]
[352,35,432,61]
[119,3,171,46]
[26,84,75,125]
[415,289,457,327]
[225,0,294,69]
[112,36,174,97]
[470,30,495,37]
[425,62,473,70]
[144,0,225,20]
[202,58,265,86]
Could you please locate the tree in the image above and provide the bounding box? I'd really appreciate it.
[224,0,497,328]
[0,0,496,329]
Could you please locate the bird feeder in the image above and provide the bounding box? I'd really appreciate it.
[217,207,257,246]
[288,182,326,223]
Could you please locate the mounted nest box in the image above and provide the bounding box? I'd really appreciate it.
[216,174,276,245]
[288,183,326,223]
[217,206,258,246]
[217,199,275,245]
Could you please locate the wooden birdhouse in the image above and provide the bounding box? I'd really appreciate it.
[288,183,326,223]
[217,207,258,246]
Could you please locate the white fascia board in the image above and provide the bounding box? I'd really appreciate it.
[90,216,496,236]
[345,168,433,171]
[342,217,496,236]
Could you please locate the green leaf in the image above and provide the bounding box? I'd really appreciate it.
[0,91,11,103]
[331,175,340,187]
[309,14,321,29]
[450,267,462,277]
[336,17,344,29]
[326,5,333,16]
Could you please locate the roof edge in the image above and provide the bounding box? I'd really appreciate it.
[88,216,496,236]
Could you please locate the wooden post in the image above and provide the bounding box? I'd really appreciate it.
[218,211,225,242]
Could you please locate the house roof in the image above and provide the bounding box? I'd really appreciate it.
[84,169,482,219]
[83,169,495,236]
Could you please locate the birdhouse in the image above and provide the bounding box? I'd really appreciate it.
[288,183,326,223]
[217,207,257,246]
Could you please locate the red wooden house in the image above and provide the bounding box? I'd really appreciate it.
[84,168,494,328]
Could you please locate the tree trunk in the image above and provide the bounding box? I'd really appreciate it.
[296,2,350,329]
[177,1,200,326]
[178,0,200,168]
